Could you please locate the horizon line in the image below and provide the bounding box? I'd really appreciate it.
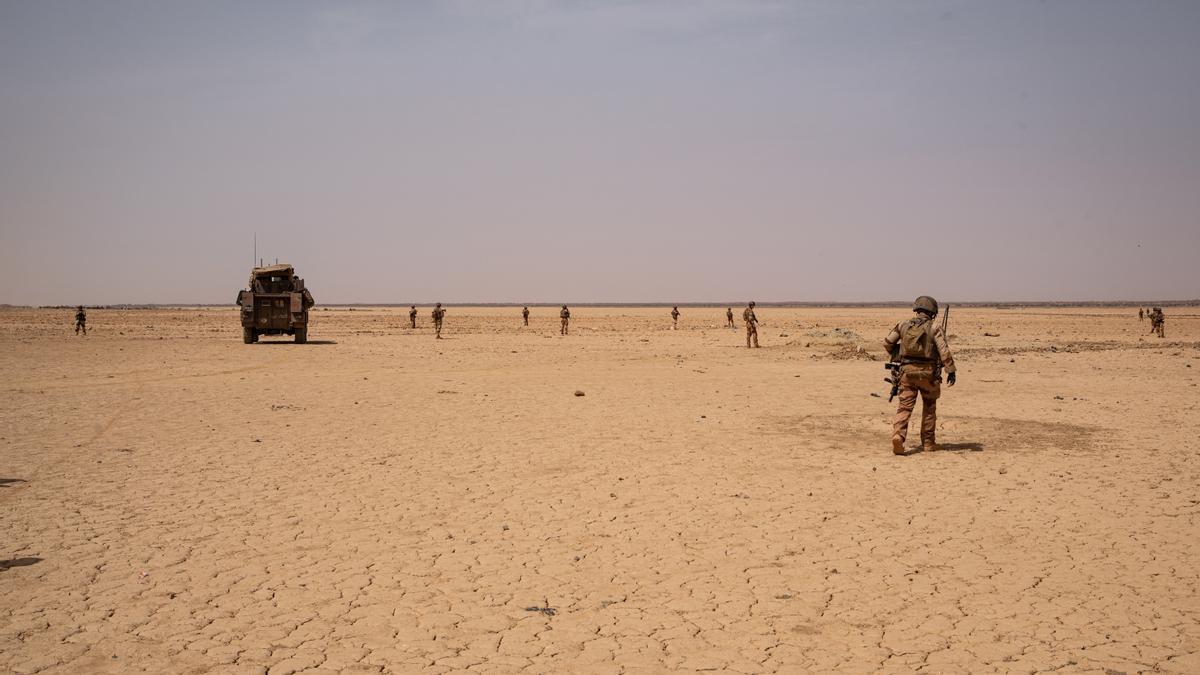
[10,299,1199,309]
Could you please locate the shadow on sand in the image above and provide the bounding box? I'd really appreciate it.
[0,557,42,571]
[0,478,26,488]
[940,442,985,452]
[254,340,338,346]
[897,442,985,456]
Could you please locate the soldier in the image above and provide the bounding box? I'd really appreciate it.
[884,296,957,455]
[431,303,445,338]
[1151,307,1165,338]
[742,302,759,348]
[671,306,680,329]
[522,306,530,326]
[74,306,87,336]
[560,305,571,335]
[409,305,418,329]
[726,307,735,328]
[1138,308,1144,321]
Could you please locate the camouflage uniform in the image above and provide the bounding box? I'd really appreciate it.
[1150,308,1165,338]
[409,306,418,329]
[726,308,735,328]
[74,307,87,336]
[560,306,570,335]
[743,304,759,348]
[884,302,956,454]
[432,304,445,338]
[522,307,530,326]
[671,307,680,329]
[1138,308,1144,321]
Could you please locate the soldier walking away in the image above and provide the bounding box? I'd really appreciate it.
[884,296,957,455]
[742,302,760,348]
[671,306,680,329]
[409,305,418,329]
[726,307,735,328]
[522,306,530,326]
[560,305,571,335]
[1150,307,1165,338]
[432,303,446,338]
[74,306,87,336]
[1138,308,1144,321]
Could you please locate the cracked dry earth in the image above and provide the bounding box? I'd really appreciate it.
[2,306,1199,674]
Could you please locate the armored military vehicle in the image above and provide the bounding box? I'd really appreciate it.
[235,264,315,343]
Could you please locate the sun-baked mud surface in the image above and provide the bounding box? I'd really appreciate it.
[2,306,1198,673]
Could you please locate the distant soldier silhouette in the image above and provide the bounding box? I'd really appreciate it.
[431,303,445,338]
[522,306,530,326]
[1138,308,1144,321]
[726,307,735,328]
[884,296,957,455]
[409,305,418,329]
[74,306,87,336]
[560,305,570,335]
[742,302,759,348]
[671,306,680,329]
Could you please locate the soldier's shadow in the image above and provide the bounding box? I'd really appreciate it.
[898,442,984,456]
[255,340,338,346]
[939,442,985,452]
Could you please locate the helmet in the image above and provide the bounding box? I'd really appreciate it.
[913,296,938,315]
[749,301,755,307]
[436,302,442,307]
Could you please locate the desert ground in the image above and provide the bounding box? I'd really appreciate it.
[1,305,1198,674]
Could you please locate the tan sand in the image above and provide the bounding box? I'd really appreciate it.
[1,305,1198,673]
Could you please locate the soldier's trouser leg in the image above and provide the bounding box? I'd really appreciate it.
[893,385,918,445]
[746,326,758,348]
[920,390,939,447]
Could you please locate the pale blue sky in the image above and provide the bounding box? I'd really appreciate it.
[2,1,1198,304]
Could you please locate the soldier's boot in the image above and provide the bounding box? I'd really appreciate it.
[892,435,906,455]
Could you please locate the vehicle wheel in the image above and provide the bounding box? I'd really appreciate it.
[294,327,307,344]
[243,327,255,344]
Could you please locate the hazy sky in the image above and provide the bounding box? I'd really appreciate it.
[2,0,1198,304]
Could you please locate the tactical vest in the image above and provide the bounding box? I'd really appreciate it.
[899,316,937,362]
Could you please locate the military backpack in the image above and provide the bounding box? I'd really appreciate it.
[900,317,937,362]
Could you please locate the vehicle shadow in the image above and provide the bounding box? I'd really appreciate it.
[254,340,338,346]
[0,478,26,488]
[1,557,42,571]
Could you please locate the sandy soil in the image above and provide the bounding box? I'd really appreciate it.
[2,305,1198,674]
